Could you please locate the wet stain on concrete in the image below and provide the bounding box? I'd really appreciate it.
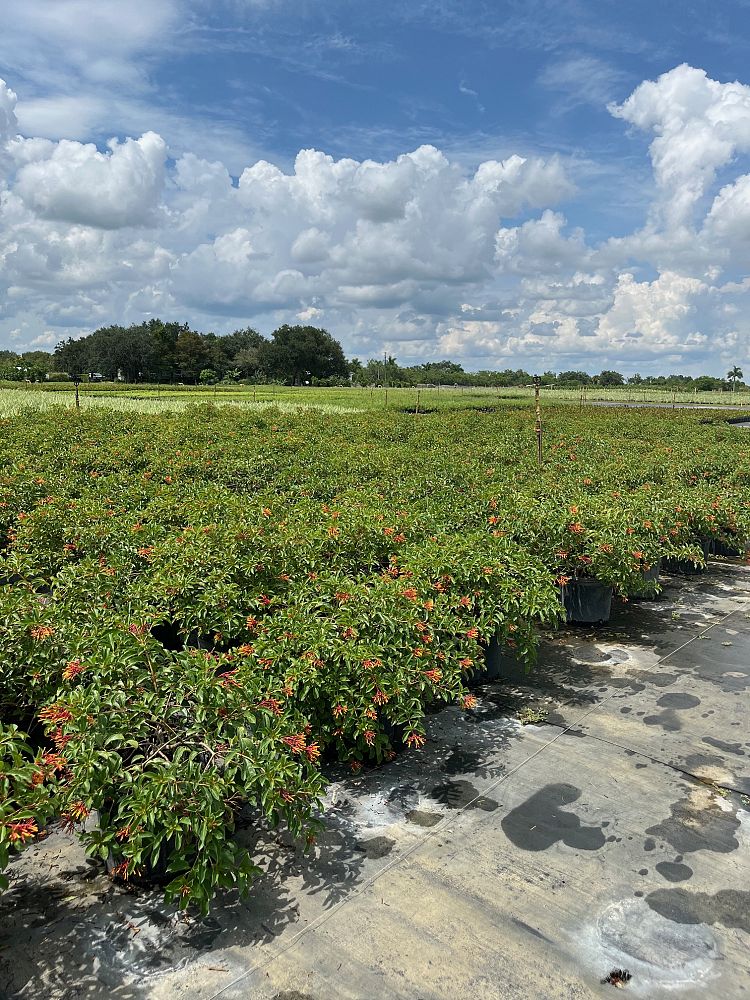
[642,692,701,732]
[645,790,740,855]
[702,735,746,757]
[643,711,683,732]
[638,868,649,875]
[430,780,498,811]
[272,993,316,1000]
[655,861,693,882]
[500,783,606,852]
[355,836,395,860]
[572,644,610,663]
[405,809,442,828]
[644,838,656,851]
[684,752,724,769]
[646,888,750,933]
[657,693,701,709]
[511,917,552,943]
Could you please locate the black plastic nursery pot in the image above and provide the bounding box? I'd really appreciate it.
[474,636,525,684]
[560,578,612,624]
[703,536,746,558]
[632,558,661,601]
[663,540,709,575]
[641,559,661,584]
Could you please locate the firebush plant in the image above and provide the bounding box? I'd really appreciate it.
[1,402,749,909]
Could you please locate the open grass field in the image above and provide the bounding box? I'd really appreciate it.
[3,381,750,418]
[2,397,750,912]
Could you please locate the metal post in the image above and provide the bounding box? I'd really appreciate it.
[74,378,80,410]
[416,389,421,414]
[534,376,543,466]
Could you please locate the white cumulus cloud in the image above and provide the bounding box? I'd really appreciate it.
[13,132,167,228]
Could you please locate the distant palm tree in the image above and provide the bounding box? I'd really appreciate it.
[727,366,744,389]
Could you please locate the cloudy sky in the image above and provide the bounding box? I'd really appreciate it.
[2,1,750,374]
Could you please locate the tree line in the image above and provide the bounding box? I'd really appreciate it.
[0,320,745,390]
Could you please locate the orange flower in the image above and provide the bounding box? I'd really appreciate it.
[68,801,90,823]
[459,657,474,668]
[458,595,471,607]
[423,669,443,683]
[246,616,258,630]
[402,588,418,601]
[333,704,348,718]
[281,734,307,753]
[62,660,85,681]
[335,591,352,603]
[350,760,363,773]
[363,730,376,746]
[328,525,340,538]
[7,820,38,843]
[362,657,382,670]
[109,861,132,881]
[305,742,321,762]
[372,689,389,705]
[257,697,283,716]
[383,527,395,536]
[38,704,73,726]
[568,522,583,534]
[218,669,241,688]
[237,643,255,656]
[465,627,479,639]
[40,752,66,773]
[405,732,426,748]
[461,694,478,710]
[555,575,570,586]
[30,625,54,641]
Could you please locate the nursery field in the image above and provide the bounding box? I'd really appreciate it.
[1,400,749,913]
[3,381,750,419]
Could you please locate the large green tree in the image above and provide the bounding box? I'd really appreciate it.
[259,325,348,385]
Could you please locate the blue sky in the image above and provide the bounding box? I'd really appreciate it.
[2,0,750,374]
